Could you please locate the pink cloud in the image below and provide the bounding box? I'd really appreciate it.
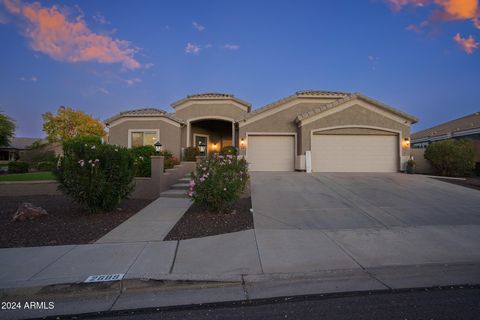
[453,33,479,54]
[387,0,429,11]
[1,0,140,70]
[125,77,141,85]
[224,44,240,50]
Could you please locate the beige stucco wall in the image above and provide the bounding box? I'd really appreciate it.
[299,104,411,157]
[174,103,248,121]
[108,119,182,158]
[410,148,433,174]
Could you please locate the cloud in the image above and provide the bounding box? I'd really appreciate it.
[98,87,109,95]
[19,75,38,81]
[386,0,480,28]
[224,44,240,50]
[185,42,201,55]
[144,63,154,69]
[125,77,141,85]
[93,13,109,25]
[453,33,479,53]
[192,21,205,31]
[1,0,141,70]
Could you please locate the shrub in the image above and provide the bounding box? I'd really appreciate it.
[424,139,475,177]
[20,147,56,168]
[161,150,180,169]
[184,146,200,161]
[130,146,156,177]
[189,154,249,213]
[8,161,29,173]
[37,161,55,171]
[55,136,134,213]
[220,146,238,156]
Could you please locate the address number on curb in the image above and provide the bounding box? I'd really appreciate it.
[84,274,125,283]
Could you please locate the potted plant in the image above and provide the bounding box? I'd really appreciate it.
[406,158,416,174]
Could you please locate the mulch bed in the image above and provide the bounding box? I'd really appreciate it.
[0,195,152,248]
[164,196,253,241]
[434,177,480,191]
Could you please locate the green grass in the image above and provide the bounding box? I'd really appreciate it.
[0,171,56,182]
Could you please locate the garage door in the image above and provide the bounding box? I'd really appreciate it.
[311,134,398,172]
[247,135,295,171]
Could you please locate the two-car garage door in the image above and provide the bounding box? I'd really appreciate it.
[247,135,295,171]
[311,134,398,172]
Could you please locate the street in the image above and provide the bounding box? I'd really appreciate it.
[75,286,480,320]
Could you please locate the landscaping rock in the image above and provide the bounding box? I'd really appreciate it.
[12,202,48,222]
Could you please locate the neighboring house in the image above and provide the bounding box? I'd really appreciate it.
[105,91,418,172]
[0,137,40,162]
[411,111,480,165]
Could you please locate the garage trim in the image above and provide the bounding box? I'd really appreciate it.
[309,125,403,171]
[246,132,297,171]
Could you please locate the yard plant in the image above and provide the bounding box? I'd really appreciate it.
[7,161,29,173]
[130,146,179,177]
[183,146,200,161]
[189,154,249,213]
[55,136,135,212]
[424,139,475,177]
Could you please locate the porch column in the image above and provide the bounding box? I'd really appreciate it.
[187,121,191,147]
[231,122,235,148]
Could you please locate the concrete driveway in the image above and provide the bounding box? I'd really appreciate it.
[250,172,480,230]
[250,172,480,275]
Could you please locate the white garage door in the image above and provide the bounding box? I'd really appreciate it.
[311,134,398,172]
[247,135,295,171]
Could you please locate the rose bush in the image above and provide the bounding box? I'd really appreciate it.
[189,154,248,213]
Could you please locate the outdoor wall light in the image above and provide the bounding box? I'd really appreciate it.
[154,140,163,152]
[240,138,246,148]
[212,143,217,151]
[198,141,206,153]
[402,137,410,148]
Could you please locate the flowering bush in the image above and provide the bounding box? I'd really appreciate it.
[189,154,249,213]
[183,146,200,161]
[220,146,238,156]
[130,146,156,177]
[55,136,135,213]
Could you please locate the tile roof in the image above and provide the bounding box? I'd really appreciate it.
[243,90,348,119]
[104,108,184,125]
[170,92,251,109]
[411,112,480,141]
[295,93,418,124]
[0,137,44,149]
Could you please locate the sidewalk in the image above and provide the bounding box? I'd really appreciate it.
[1,196,480,319]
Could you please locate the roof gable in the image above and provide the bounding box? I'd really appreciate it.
[171,92,251,112]
[104,107,184,125]
[411,112,480,141]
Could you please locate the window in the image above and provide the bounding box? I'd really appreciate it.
[130,130,158,148]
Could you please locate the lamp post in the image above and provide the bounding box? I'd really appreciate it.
[198,141,206,156]
[154,140,162,153]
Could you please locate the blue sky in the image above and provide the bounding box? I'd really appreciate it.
[0,0,479,137]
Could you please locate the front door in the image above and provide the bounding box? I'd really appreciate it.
[194,135,208,156]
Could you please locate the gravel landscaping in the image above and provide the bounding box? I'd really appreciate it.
[164,195,253,241]
[434,177,480,191]
[0,195,152,248]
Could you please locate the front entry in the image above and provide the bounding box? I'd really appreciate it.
[194,135,208,156]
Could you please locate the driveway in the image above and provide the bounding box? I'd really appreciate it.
[250,172,480,230]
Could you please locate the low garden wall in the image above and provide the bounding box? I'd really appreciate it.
[0,180,61,197]
[410,148,433,174]
[0,157,196,199]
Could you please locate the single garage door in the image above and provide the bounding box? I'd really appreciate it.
[311,134,398,172]
[247,135,295,171]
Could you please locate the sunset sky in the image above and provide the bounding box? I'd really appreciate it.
[1,0,479,137]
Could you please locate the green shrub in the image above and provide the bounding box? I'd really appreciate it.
[55,136,134,213]
[184,146,200,161]
[8,161,29,173]
[220,146,238,156]
[20,147,56,168]
[189,154,249,213]
[424,139,475,177]
[130,146,156,177]
[159,150,180,169]
[37,161,55,171]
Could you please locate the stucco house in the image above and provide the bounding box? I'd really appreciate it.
[105,91,418,172]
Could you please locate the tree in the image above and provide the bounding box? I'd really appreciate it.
[424,139,475,177]
[0,111,15,146]
[42,106,106,143]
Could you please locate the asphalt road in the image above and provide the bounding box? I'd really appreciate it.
[75,287,480,320]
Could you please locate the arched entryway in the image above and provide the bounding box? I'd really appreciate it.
[187,117,235,155]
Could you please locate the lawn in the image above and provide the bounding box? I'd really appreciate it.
[0,171,56,182]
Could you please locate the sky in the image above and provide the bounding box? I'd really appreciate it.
[0,0,479,138]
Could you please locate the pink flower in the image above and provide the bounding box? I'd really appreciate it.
[223,187,227,191]
[91,145,96,149]
[188,191,193,197]
[200,176,205,182]
[189,180,195,188]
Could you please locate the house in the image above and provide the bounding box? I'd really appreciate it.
[105,91,418,172]
[411,111,480,167]
[0,137,40,162]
